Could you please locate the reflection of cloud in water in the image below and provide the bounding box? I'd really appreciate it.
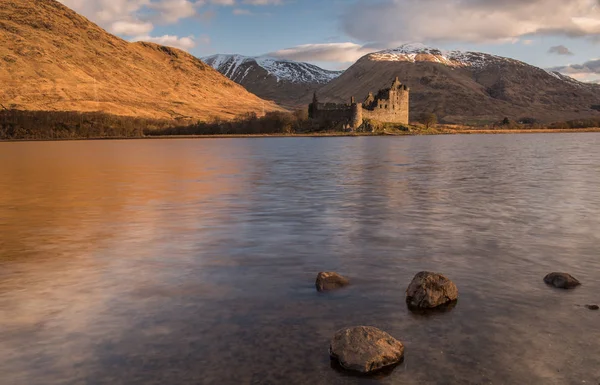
[0,140,248,384]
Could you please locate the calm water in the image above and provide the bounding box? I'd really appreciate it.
[1,135,599,385]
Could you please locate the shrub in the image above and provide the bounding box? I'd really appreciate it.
[420,113,438,129]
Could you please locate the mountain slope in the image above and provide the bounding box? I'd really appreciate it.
[318,44,600,124]
[203,54,342,108]
[0,0,281,120]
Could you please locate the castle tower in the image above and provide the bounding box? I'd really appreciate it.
[309,92,319,119]
[350,96,363,130]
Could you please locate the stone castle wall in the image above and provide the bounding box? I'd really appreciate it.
[309,77,410,130]
[309,101,363,130]
[362,86,409,125]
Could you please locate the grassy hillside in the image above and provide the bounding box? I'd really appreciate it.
[0,0,282,121]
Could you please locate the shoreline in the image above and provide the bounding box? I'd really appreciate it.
[2,128,600,143]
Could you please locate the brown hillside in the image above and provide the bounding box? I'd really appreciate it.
[318,48,600,124]
[0,0,282,120]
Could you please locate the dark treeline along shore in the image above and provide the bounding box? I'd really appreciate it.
[2,109,600,140]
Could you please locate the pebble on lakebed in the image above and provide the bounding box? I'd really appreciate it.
[585,305,599,311]
[406,271,458,309]
[543,272,581,289]
[329,326,405,374]
[315,272,349,292]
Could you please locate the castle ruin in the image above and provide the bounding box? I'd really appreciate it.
[309,77,410,130]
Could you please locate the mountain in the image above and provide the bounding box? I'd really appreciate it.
[203,54,343,108]
[0,0,281,121]
[317,43,600,124]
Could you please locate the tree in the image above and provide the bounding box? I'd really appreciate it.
[420,113,438,129]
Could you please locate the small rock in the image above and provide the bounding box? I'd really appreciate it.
[406,271,458,309]
[543,272,581,289]
[329,326,404,374]
[585,305,599,311]
[316,272,349,292]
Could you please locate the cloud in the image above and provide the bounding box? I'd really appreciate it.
[267,42,377,63]
[233,8,253,15]
[59,0,152,26]
[549,58,600,74]
[549,58,600,82]
[548,45,575,55]
[146,0,201,24]
[58,0,199,34]
[111,20,154,36]
[58,0,216,51]
[341,0,600,44]
[131,34,209,50]
[242,0,282,4]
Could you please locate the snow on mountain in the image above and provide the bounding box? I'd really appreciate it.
[545,70,599,89]
[368,43,527,69]
[203,54,343,84]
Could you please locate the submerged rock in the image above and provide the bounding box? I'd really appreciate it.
[406,271,458,309]
[329,326,405,374]
[585,305,599,311]
[316,272,349,292]
[543,272,581,289]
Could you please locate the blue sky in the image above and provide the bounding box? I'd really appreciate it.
[59,0,600,81]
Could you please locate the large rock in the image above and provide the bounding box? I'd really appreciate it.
[543,272,581,289]
[316,272,349,292]
[329,326,405,374]
[406,271,458,309]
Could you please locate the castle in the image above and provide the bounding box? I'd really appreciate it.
[309,77,410,130]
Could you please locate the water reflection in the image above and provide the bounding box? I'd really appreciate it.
[406,300,458,317]
[1,135,600,385]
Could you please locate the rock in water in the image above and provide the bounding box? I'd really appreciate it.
[316,272,349,292]
[543,273,581,289]
[329,326,405,374]
[406,271,458,309]
[585,305,599,311]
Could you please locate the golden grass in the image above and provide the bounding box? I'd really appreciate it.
[0,0,283,121]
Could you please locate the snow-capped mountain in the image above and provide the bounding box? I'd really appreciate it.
[204,54,342,84]
[368,43,528,70]
[202,54,343,107]
[318,44,600,124]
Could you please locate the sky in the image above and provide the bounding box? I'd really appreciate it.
[58,0,600,82]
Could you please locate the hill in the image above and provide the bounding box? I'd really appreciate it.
[203,54,342,109]
[317,44,600,124]
[0,0,281,121]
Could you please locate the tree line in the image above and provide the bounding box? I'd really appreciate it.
[1,109,598,140]
[0,110,174,140]
[0,110,326,140]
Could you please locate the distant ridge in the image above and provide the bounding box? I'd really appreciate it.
[317,43,600,124]
[203,54,343,108]
[0,0,282,121]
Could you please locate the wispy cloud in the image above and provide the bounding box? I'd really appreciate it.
[233,8,253,15]
[548,45,574,55]
[267,42,377,64]
[341,0,600,45]
[549,58,600,82]
[58,0,280,51]
[131,34,202,50]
